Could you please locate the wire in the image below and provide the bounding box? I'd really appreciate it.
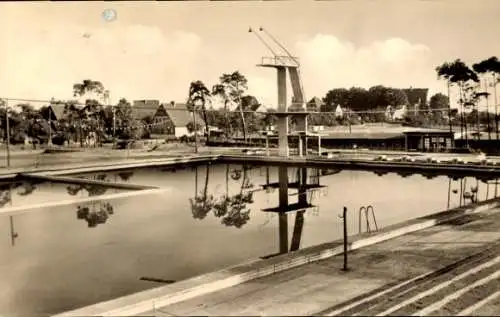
[3,96,490,116]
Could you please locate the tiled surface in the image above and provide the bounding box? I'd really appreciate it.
[145,209,500,316]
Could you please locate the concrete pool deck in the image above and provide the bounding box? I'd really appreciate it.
[54,198,500,316]
[2,147,500,179]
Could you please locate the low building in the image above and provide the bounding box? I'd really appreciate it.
[306,97,323,112]
[132,100,159,121]
[403,129,454,152]
[155,103,205,137]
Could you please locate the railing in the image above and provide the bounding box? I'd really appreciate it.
[358,205,379,234]
[260,56,300,67]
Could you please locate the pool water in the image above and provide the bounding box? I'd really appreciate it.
[0,164,493,316]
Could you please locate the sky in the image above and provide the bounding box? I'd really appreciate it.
[2,0,500,110]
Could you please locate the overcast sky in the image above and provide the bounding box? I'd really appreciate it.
[2,1,500,109]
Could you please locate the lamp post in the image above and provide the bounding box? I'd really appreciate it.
[193,98,203,154]
[3,98,10,168]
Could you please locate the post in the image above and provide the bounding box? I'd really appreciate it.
[9,216,17,246]
[341,206,348,271]
[448,81,452,135]
[5,99,10,168]
[485,79,491,141]
[348,113,352,134]
[277,67,289,157]
[193,108,199,154]
[318,135,322,156]
[494,73,499,142]
[48,106,52,147]
[298,135,303,158]
[265,132,270,156]
[447,177,451,209]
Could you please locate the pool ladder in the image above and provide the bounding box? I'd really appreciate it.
[359,205,378,234]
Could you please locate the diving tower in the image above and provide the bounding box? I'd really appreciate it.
[250,27,309,158]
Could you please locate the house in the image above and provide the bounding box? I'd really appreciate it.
[235,95,261,112]
[47,104,66,121]
[393,105,408,120]
[402,88,429,109]
[335,105,344,118]
[307,97,323,112]
[132,100,160,121]
[154,103,205,137]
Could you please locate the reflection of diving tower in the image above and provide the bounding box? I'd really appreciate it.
[249,27,309,157]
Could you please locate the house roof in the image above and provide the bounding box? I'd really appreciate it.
[402,88,428,108]
[163,103,205,128]
[235,95,261,111]
[307,97,323,111]
[132,100,160,120]
[49,104,66,120]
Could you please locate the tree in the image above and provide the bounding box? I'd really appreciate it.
[187,80,211,142]
[113,98,139,139]
[212,71,249,141]
[385,88,409,107]
[473,56,500,140]
[72,80,105,101]
[436,59,479,145]
[322,88,350,112]
[72,80,107,147]
[189,164,215,220]
[429,93,449,110]
[347,87,370,111]
[186,121,203,134]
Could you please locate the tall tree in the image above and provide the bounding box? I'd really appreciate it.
[322,88,350,112]
[436,59,479,145]
[367,85,390,109]
[385,88,409,107]
[347,87,370,111]
[213,71,249,141]
[72,80,106,147]
[473,56,500,140]
[436,62,455,134]
[72,80,105,101]
[188,80,211,142]
[429,93,449,110]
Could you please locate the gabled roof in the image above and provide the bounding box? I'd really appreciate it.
[132,100,160,120]
[163,103,205,128]
[307,97,323,112]
[235,95,261,112]
[402,88,428,108]
[49,104,66,120]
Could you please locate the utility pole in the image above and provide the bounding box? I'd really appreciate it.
[447,81,452,135]
[48,102,53,147]
[484,79,491,140]
[494,73,499,141]
[340,206,348,271]
[192,100,200,154]
[4,98,10,168]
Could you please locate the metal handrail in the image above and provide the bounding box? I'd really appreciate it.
[358,206,366,234]
[358,205,379,234]
[261,55,300,67]
[366,205,379,232]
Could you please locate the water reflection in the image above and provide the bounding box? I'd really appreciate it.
[190,164,254,228]
[66,174,118,228]
[3,164,500,316]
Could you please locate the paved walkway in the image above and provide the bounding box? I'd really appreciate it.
[144,208,500,316]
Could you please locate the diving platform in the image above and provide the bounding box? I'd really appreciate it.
[262,202,315,213]
[257,56,300,68]
[219,154,500,179]
[261,182,325,190]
